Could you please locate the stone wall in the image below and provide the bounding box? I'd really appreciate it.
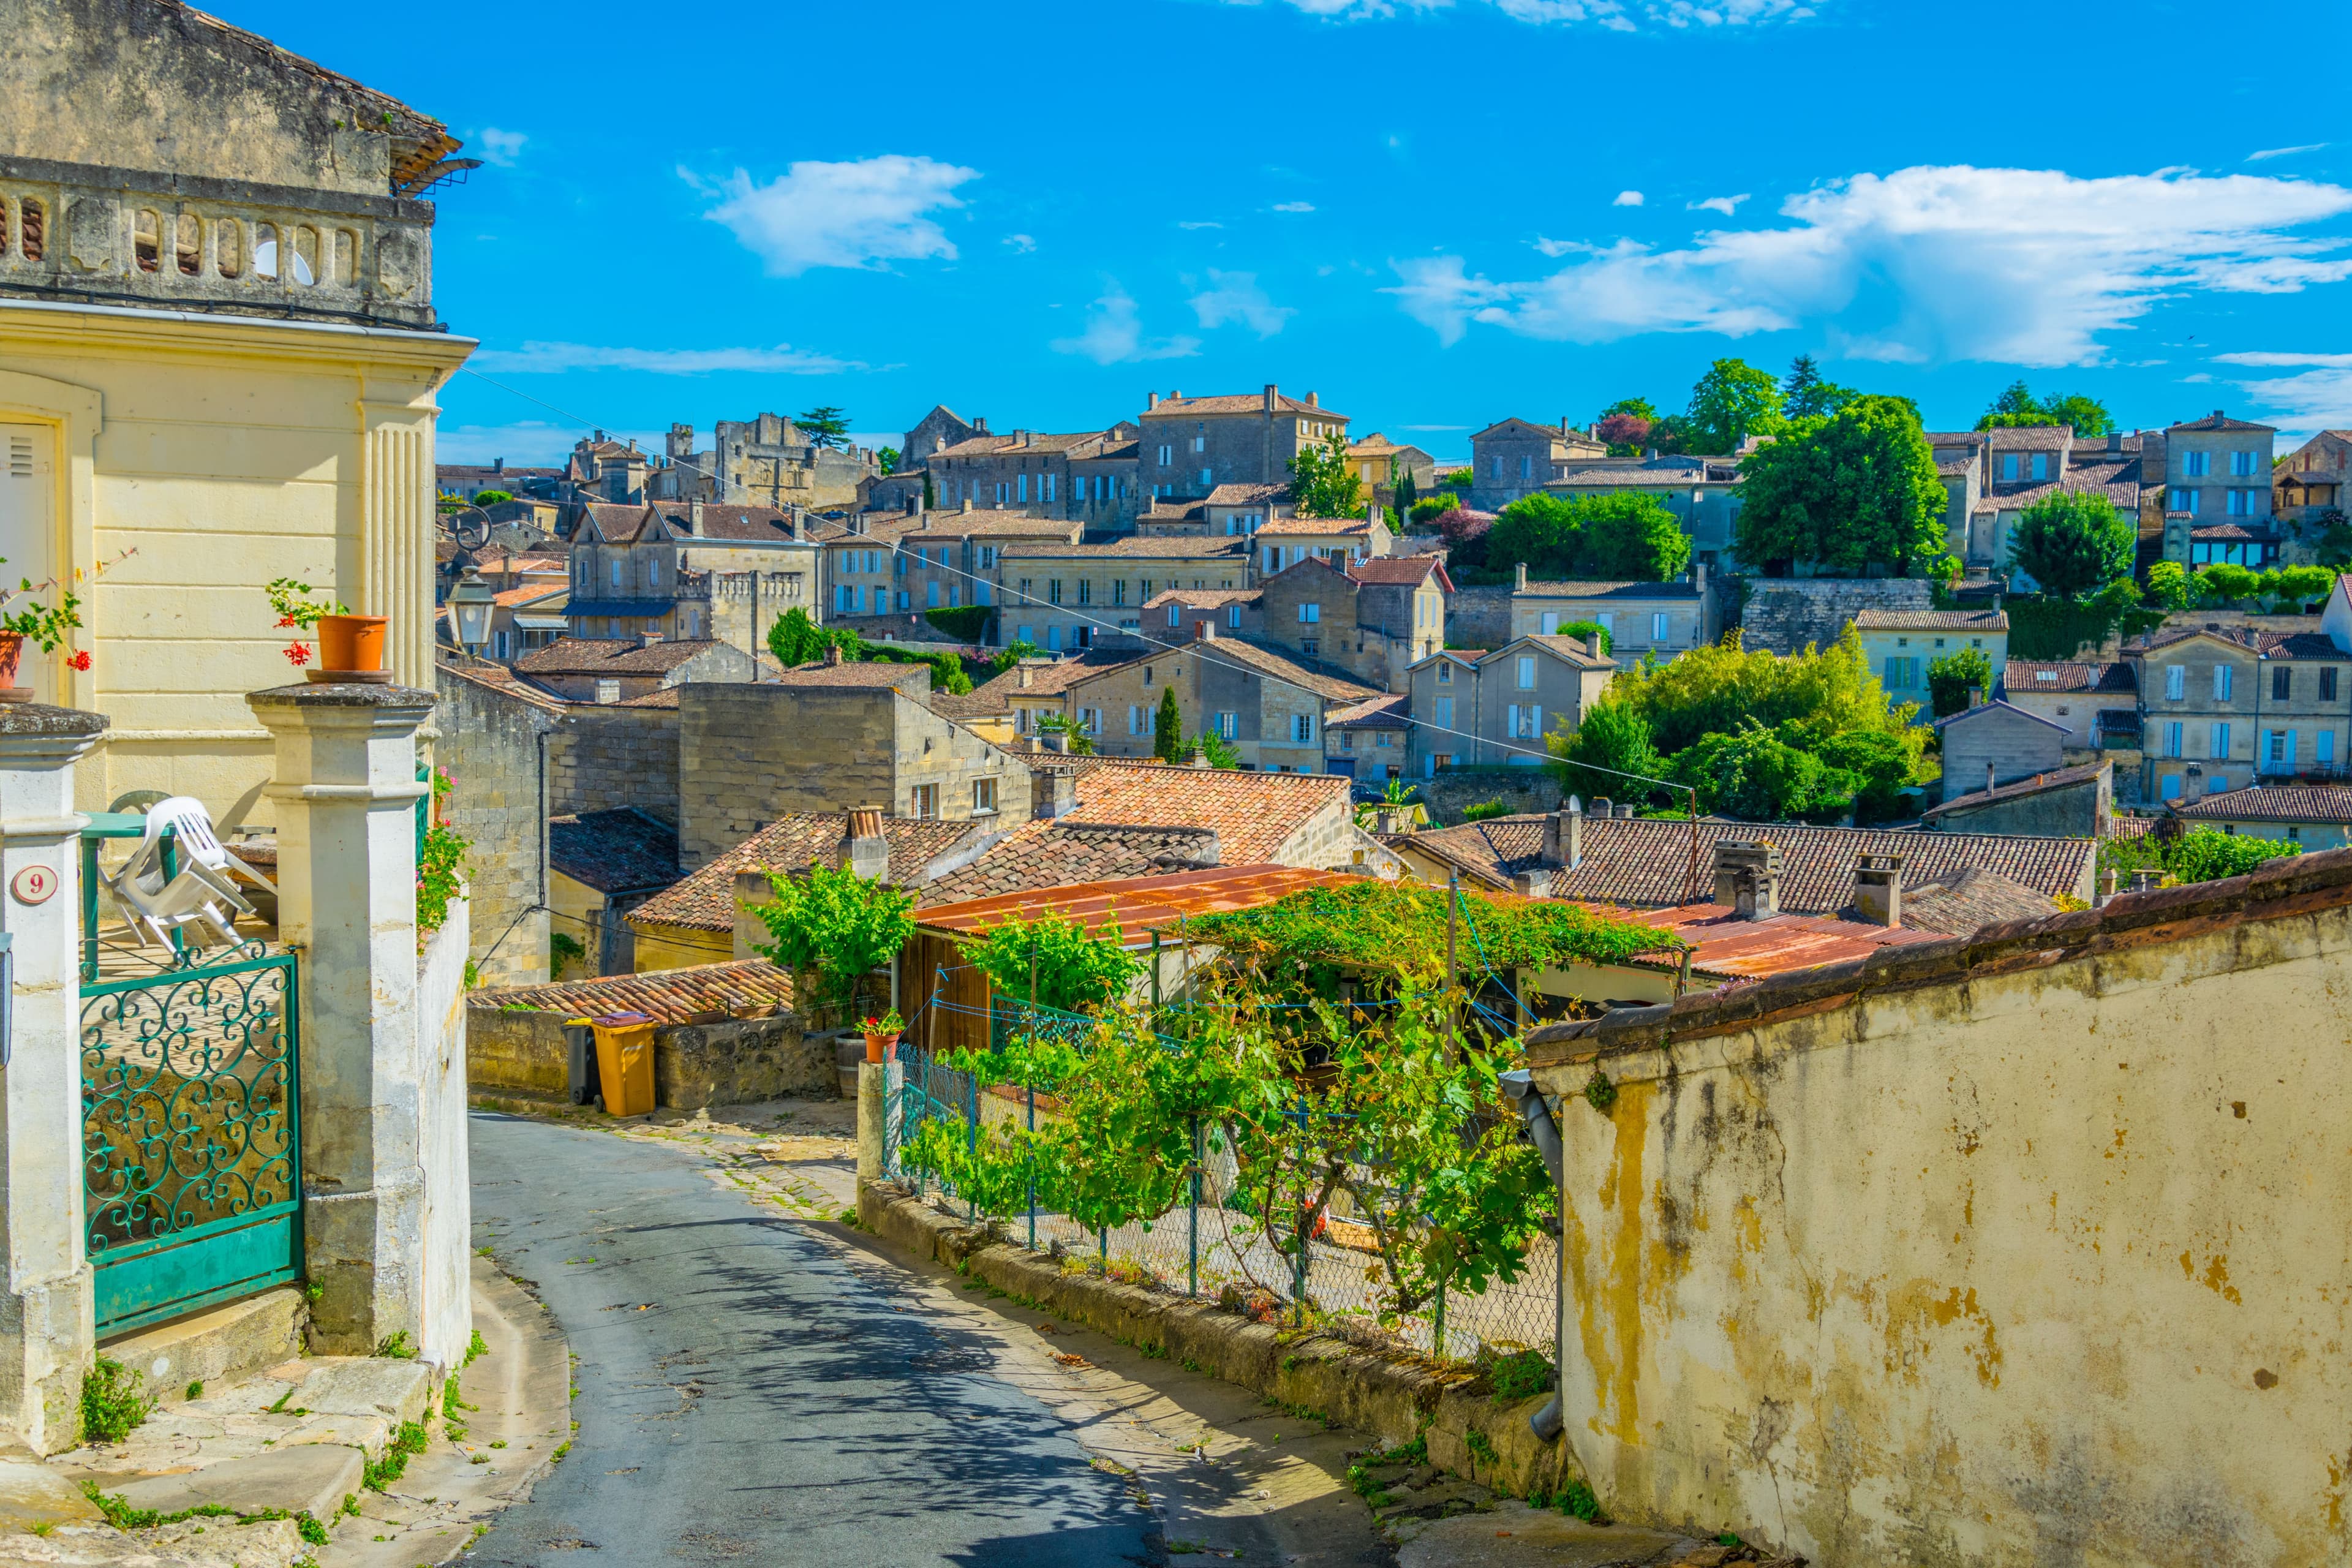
[1525,849,2352,1564]
[1739,578,1932,655]
[1446,584,1517,649]
[1925,767,2106,838]
[550,705,679,824]
[1419,769,1564,826]
[436,666,556,989]
[467,1005,828,1111]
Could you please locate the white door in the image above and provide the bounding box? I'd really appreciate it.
[0,425,57,702]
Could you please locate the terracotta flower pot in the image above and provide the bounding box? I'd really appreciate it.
[0,631,23,698]
[315,614,388,673]
[864,1030,900,1065]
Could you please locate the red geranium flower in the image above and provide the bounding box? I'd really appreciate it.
[67,650,91,671]
[284,641,312,666]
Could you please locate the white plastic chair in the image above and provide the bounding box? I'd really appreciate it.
[141,796,276,894]
[100,798,262,954]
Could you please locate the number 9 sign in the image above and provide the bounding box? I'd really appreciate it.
[10,864,57,906]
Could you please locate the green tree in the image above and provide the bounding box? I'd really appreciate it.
[1487,492,1691,582]
[1392,467,1419,521]
[1034,709,1096,755]
[743,862,915,1027]
[1673,720,1861,823]
[2040,394,2112,439]
[1288,429,1365,519]
[1197,726,1242,769]
[1442,467,1474,488]
[794,407,851,450]
[1985,380,2040,420]
[2007,491,2135,600]
[1601,396,1659,422]
[1684,358,1784,453]
[1555,619,1611,655]
[1547,699,1667,806]
[2144,560,2193,610]
[2311,508,2352,570]
[1926,646,1993,719]
[1486,494,1581,578]
[1408,494,1456,526]
[470,488,514,507]
[1153,686,1185,762]
[1781,355,1857,422]
[1975,382,2111,437]
[1734,395,1948,576]
[766,605,854,668]
[2195,562,2262,606]
[990,639,1042,673]
[1813,728,1918,824]
[2262,564,2335,610]
[922,468,936,511]
[876,446,901,476]
[1611,625,1926,768]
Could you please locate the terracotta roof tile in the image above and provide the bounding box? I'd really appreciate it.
[514,637,727,676]
[2170,412,2274,433]
[2173,783,2352,824]
[1330,692,1411,729]
[1516,579,1702,600]
[1604,902,1939,982]
[917,865,1357,941]
[1985,424,2076,449]
[1147,393,1345,420]
[548,809,681,895]
[2005,660,2136,695]
[968,652,1137,705]
[1202,483,1287,506]
[1919,762,2108,820]
[1892,865,2063,937]
[775,659,924,688]
[1189,637,1384,704]
[1256,515,1373,537]
[1853,609,2010,632]
[629,813,988,933]
[1347,557,1452,590]
[1141,588,1261,610]
[921,823,1225,905]
[1403,814,2095,910]
[470,959,796,1025]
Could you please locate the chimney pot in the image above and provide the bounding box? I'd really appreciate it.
[1543,799,1583,869]
[1264,383,1278,411]
[1033,764,1080,820]
[1147,393,1159,411]
[1513,867,1555,899]
[1586,632,1602,660]
[840,808,891,883]
[824,644,843,667]
[1713,839,1782,920]
[1986,761,1996,794]
[1017,665,1033,688]
[1852,851,1904,927]
[1304,391,1317,407]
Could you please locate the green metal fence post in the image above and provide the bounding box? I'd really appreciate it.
[1433,1278,1447,1362]
[965,1069,979,1223]
[1188,1115,1201,1298]
[1292,1098,1310,1325]
[1025,1077,1037,1252]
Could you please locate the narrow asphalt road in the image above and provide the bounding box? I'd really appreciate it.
[466,1110,1159,1568]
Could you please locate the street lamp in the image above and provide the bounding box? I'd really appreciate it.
[448,568,495,655]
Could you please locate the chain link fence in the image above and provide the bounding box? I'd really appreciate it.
[883,1030,1557,1366]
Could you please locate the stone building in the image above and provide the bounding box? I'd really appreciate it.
[0,0,469,816]
[649,413,875,511]
[998,535,1252,651]
[512,636,755,703]
[562,500,824,660]
[1404,635,1615,776]
[1251,508,1393,574]
[1545,456,1745,567]
[1343,432,1435,499]
[924,424,1142,530]
[1934,698,2067,799]
[1919,760,2112,839]
[1255,554,1450,691]
[674,670,1036,869]
[1852,606,2009,720]
[2160,411,2278,567]
[1999,658,2139,752]
[437,663,562,987]
[1466,418,1608,511]
[1061,624,1381,774]
[1137,386,1348,500]
[2274,429,2352,548]
[2128,617,2352,802]
[1965,426,2146,586]
[1509,565,1714,667]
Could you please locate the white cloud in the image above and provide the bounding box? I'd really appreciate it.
[695,154,978,277]
[1178,221,1224,230]
[469,342,861,375]
[1689,192,1751,216]
[1188,270,1297,337]
[1003,233,1037,252]
[1272,202,1317,213]
[2214,351,2352,368]
[2248,143,2328,162]
[1050,285,1202,364]
[1387,165,2352,365]
[1613,190,1645,206]
[2223,358,2352,435]
[1532,237,1579,257]
[469,127,527,167]
[1235,0,1812,25]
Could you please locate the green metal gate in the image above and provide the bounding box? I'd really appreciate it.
[81,948,302,1336]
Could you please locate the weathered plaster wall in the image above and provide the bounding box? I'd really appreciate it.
[436,666,553,989]
[549,706,678,824]
[1526,854,2352,1565]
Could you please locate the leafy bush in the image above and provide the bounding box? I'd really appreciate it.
[2145,560,2193,610]
[1442,468,1474,488]
[924,604,993,643]
[1673,720,1860,823]
[743,862,916,1025]
[2008,491,2135,600]
[81,1356,154,1444]
[963,910,1140,1014]
[1552,619,1611,655]
[1486,492,1690,584]
[1550,700,1667,807]
[1408,494,1459,526]
[1926,647,1992,718]
[549,930,585,977]
[2101,824,2299,888]
[1485,1348,1556,1403]
[1459,799,1509,823]
[418,821,469,940]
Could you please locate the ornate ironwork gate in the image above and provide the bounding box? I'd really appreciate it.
[81,949,302,1335]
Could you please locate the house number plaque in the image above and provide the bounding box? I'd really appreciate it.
[10,864,57,905]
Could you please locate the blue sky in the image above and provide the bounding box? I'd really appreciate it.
[231,0,2352,464]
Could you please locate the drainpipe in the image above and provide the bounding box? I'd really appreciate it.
[1499,1067,1567,1441]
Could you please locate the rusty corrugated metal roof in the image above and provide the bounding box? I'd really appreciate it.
[1598,902,1939,981]
[916,864,1354,945]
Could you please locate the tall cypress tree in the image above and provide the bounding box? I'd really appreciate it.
[1153,686,1185,763]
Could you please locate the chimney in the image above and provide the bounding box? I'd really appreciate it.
[730,869,775,960]
[1968,684,1985,709]
[1147,393,1159,411]
[907,495,920,516]
[641,631,663,644]
[1171,389,1183,401]
[1986,761,1996,795]
[1542,797,1583,869]
[1038,730,1068,755]
[1694,559,1708,597]
[2108,431,2122,453]
[1713,840,1782,920]
[919,513,932,530]
[1515,562,1529,591]
[2129,867,2163,894]
[494,456,505,473]
[1033,764,1079,820]
[2095,867,2119,907]
[1852,852,1903,927]
[1585,632,1602,660]
[790,505,806,541]
[1014,428,1028,445]
[1017,665,1033,688]
[962,496,974,514]
[1513,866,1555,899]
[1615,803,1635,819]
[1190,744,1212,769]
[1304,391,1317,407]
[1264,383,1278,411]
[1592,797,1612,817]
[824,644,843,667]
[839,808,891,883]
[1194,618,1215,642]
[974,417,989,433]
[690,500,704,532]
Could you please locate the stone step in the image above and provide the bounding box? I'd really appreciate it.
[98,1287,306,1412]
[108,1442,363,1526]
[0,1457,105,1529]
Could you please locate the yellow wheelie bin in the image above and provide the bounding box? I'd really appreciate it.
[590,1011,658,1118]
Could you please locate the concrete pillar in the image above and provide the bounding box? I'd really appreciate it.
[0,706,105,1453]
[246,682,434,1357]
[856,1061,885,1181]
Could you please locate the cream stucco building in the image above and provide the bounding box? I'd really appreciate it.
[0,2,473,822]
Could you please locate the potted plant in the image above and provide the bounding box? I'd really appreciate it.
[0,563,92,700]
[269,577,387,677]
[860,1007,906,1065]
